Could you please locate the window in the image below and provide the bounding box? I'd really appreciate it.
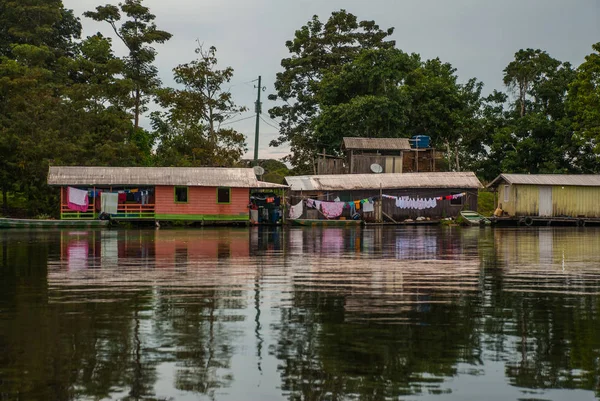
[217,187,231,204]
[450,192,463,206]
[174,186,188,203]
[504,185,510,203]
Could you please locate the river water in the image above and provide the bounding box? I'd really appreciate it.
[0,227,599,401]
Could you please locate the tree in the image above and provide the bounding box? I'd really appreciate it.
[60,34,143,166]
[0,0,82,214]
[84,0,172,131]
[310,47,487,172]
[268,10,395,171]
[568,43,600,171]
[153,45,247,167]
[313,48,419,152]
[503,49,561,117]
[484,49,577,179]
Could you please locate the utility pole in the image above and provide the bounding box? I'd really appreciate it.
[253,75,262,166]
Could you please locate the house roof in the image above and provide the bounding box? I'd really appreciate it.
[488,174,600,188]
[285,172,483,191]
[48,166,287,188]
[342,137,412,151]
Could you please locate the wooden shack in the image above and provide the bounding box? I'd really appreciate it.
[285,172,483,222]
[317,137,441,175]
[48,166,286,224]
[488,174,600,219]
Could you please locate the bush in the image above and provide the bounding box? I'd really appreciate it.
[478,190,495,216]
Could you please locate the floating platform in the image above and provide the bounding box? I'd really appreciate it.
[288,219,362,227]
[0,218,109,229]
[491,216,600,227]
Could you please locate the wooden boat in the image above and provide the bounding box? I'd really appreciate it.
[460,211,491,226]
[288,219,362,227]
[0,218,109,229]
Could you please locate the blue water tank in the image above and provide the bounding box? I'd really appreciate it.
[411,135,430,149]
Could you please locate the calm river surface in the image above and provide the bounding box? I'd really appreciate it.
[1,227,599,401]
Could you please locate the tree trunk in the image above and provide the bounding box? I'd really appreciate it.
[455,145,461,172]
[134,87,141,130]
[445,141,452,171]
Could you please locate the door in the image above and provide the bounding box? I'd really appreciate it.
[539,186,552,217]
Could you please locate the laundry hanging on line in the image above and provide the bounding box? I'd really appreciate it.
[289,200,304,219]
[67,187,89,212]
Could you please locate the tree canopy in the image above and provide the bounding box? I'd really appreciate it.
[1,4,599,217]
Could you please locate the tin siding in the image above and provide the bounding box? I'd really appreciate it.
[498,184,516,216]
[553,186,600,217]
[155,186,249,218]
[513,185,539,216]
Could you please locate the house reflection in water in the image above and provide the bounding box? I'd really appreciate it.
[60,229,253,269]
[494,228,600,270]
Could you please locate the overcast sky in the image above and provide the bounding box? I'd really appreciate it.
[63,0,600,160]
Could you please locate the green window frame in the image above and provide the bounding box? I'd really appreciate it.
[217,187,231,204]
[174,186,189,203]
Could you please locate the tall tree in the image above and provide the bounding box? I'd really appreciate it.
[0,0,81,214]
[484,49,577,179]
[568,42,600,171]
[153,45,247,167]
[313,48,419,151]
[84,0,172,131]
[268,10,395,171]
[503,49,561,118]
[60,34,142,166]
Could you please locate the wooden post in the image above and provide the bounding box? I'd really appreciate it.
[60,186,63,220]
[378,183,383,223]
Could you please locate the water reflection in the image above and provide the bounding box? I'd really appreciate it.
[0,227,599,400]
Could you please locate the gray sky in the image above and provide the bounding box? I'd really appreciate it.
[63,0,600,160]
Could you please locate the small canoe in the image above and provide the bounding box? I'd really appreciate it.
[460,211,491,226]
[0,218,110,229]
[288,219,362,227]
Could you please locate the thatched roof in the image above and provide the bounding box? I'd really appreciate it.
[285,172,483,191]
[48,166,287,188]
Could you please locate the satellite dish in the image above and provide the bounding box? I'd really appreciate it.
[370,163,383,174]
[253,166,265,176]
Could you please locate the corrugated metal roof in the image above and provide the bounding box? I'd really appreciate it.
[488,174,600,188]
[285,172,483,191]
[255,181,289,189]
[342,137,412,150]
[48,166,262,188]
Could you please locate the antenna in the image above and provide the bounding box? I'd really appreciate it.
[370,163,383,174]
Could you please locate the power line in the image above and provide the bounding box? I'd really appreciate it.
[221,115,255,126]
[260,116,279,130]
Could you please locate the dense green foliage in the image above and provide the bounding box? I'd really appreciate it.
[0,0,247,216]
[0,4,599,216]
[270,10,600,179]
[153,45,247,167]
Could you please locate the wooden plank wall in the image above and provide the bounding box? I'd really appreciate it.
[290,187,478,220]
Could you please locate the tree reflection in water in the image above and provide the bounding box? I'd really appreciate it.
[0,227,599,400]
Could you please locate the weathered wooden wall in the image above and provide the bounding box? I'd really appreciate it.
[290,187,477,221]
[317,158,347,175]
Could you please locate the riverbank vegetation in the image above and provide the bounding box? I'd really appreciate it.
[1,1,598,216]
